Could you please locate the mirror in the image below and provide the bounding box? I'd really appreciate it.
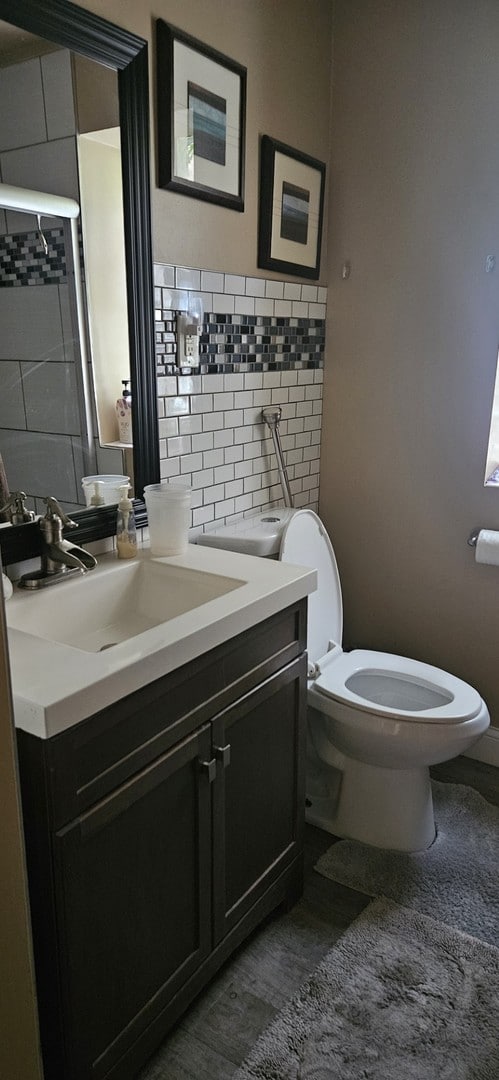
[0,0,159,566]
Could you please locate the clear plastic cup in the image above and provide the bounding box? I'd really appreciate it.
[144,482,191,555]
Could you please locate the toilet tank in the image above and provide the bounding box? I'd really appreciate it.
[196,508,295,557]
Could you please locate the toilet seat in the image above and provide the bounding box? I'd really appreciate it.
[279,510,482,726]
[313,648,483,724]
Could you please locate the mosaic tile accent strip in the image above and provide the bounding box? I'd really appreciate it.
[154,263,327,377]
[0,226,84,287]
[0,227,67,287]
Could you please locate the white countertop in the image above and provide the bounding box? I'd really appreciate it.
[6,543,315,739]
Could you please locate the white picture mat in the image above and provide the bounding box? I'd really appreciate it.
[173,40,241,195]
[270,152,322,268]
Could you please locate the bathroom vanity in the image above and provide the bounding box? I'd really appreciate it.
[7,545,315,1080]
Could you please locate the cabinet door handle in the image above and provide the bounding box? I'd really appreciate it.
[214,743,231,768]
[200,758,217,782]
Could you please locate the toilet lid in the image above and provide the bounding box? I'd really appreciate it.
[280,509,342,663]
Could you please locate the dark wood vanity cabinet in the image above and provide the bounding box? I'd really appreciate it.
[17,600,307,1080]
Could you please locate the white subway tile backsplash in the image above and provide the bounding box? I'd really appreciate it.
[234,390,254,408]
[234,493,254,513]
[234,295,255,316]
[213,292,234,313]
[157,376,177,396]
[265,279,284,300]
[160,456,180,478]
[176,266,201,290]
[193,505,215,526]
[203,449,224,468]
[225,274,245,293]
[224,409,243,427]
[244,372,263,390]
[202,413,221,432]
[254,298,274,317]
[167,435,191,456]
[214,463,235,484]
[178,374,202,395]
[154,264,175,288]
[192,468,214,489]
[179,414,202,435]
[213,392,235,411]
[234,458,253,478]
[181,452,203,472]
[158,417,179,438]
[224,373,244,391]
[201,270,224,292]
[191,432,214,452]
[214,428,234,448]
[225,479,244,498]
[245,277,265,297]
[217,498,236,517]
[202,373,224,393]
[191,394,213,413]
[155,260,325,537]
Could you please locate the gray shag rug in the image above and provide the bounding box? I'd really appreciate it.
[233,897,499,1079]
[316,780,499,948]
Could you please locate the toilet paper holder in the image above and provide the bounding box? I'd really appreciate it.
[468,529,480,547]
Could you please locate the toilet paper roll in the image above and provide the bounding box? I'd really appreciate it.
[475,529,499,566]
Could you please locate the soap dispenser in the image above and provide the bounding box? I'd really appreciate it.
[116,485,137,559]
[115,380,132,444]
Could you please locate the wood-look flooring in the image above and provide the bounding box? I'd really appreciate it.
[139,755,499,1080]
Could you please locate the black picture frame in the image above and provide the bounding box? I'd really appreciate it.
[156,21,246,212]
[258,135,326,279]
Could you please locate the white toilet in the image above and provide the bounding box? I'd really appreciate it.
[279,510,490,852]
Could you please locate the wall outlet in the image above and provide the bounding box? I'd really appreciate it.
[177,314,200,367]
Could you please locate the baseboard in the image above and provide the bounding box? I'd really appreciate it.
[464,726,499,767]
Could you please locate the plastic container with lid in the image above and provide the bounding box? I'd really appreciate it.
[82,474,129,507]
[144,482,191,555]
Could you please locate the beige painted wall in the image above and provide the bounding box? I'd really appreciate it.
[72,0,333,280]
[0,576,42,1080]
[322,0,499,724]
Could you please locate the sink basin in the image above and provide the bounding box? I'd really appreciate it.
[7,557,245,653]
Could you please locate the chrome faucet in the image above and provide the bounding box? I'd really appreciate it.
[18,496,97,590]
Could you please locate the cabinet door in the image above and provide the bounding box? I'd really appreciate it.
[212,656,306,943]
[52,725,212,1080]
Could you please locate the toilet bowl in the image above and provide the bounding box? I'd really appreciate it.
[279,509,490,852]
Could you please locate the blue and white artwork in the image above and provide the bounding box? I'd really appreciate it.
[188,81,227,166]
[280,181,309,245]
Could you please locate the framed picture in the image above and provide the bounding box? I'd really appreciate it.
[156,20,246,211]
[258,136,326,279]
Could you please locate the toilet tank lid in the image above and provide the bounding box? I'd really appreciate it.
[279,509,343,663]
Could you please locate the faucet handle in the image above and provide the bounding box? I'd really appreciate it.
[43,496,78,530]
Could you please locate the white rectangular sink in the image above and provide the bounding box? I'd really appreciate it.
[6,544,316,738]
[7,558,245,653]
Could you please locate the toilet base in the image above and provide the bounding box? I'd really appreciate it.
[306,755,436,852]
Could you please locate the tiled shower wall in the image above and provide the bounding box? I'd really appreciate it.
[154,265,326,536]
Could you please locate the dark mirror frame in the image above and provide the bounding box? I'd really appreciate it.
[0,0,159,566]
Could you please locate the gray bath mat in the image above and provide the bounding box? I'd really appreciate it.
[316,780,499,947]
[233,897,499,1079]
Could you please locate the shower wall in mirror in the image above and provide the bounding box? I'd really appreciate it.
[0,43,127,514]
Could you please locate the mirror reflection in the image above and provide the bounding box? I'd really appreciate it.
[0,26,133,520]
